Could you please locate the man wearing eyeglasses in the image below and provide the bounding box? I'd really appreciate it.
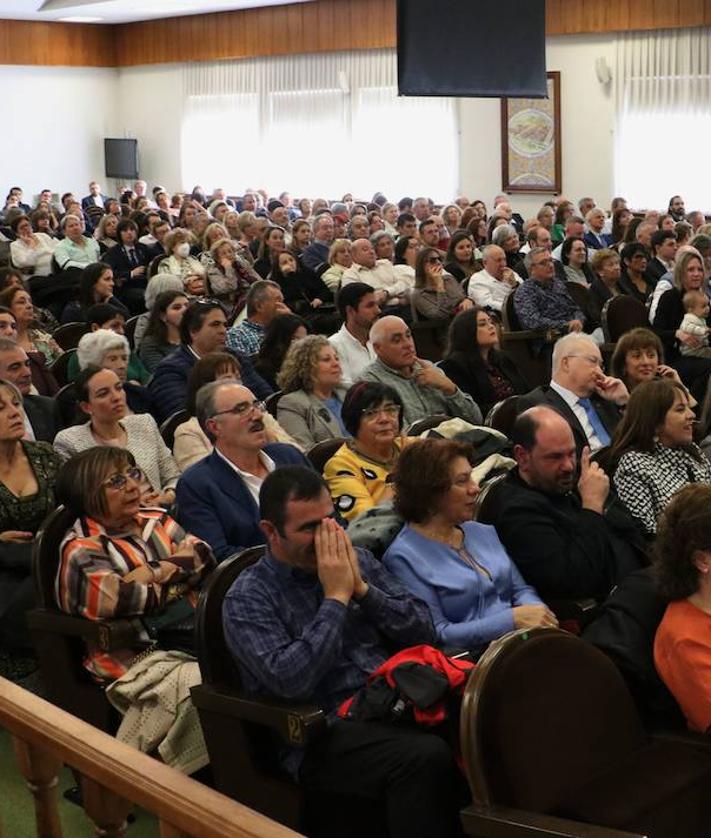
[514,247,585,337]
[176,380,310,562]
[517,332,629,457]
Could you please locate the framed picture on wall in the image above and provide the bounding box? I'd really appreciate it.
[501,71,561,194]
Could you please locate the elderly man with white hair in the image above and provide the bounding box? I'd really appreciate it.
[583,207,613,250]
[357,315,482,426]
[341,238,412,310]
[468,244,521,312]
[517,332,628,456]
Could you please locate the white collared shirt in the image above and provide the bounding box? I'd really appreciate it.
[467,268,521,312]
[549,380,605,452]
[329,324,376,388]
[215,447,276,505]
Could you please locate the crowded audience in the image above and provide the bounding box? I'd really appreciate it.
[3,178,711,835]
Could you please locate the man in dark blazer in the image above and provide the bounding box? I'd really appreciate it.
[483,407,646,603]
[517,332,628,457]
[103,218,151,314]
[0,340,60,441]
[644,229,677,286]
[81,182,109,211]
[149,299,272,422]
[176,380,310,561]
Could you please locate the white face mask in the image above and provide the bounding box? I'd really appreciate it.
[176,242,191,258]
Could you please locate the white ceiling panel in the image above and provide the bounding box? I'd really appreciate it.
[0,0,314,25]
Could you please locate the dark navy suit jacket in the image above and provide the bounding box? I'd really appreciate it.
[583,231,613,250]
[149,344,272,422]
[176,444,311,561]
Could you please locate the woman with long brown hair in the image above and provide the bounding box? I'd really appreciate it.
[610,378,711,536]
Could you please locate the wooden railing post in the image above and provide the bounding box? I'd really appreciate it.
[81,776,133,838]
[11,736,63,838]
[0,676,304,838]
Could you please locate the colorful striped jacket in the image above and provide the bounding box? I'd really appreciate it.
[55,510,214,681]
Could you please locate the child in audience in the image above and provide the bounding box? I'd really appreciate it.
[679,290,711,358]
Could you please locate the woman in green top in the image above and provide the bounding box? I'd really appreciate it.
[551,200,575,246]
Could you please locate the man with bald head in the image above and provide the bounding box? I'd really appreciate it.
[517,332,628,456]
[482,406,645,602]
[467,244,521,312]
[357,316,482,425]
[341,239,412,312]
[176,380,310,561]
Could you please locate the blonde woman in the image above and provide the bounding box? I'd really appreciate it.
[276,335,348,449]
[321,239,353,291]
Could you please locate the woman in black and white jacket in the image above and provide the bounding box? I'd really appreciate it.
[610,378,711,537]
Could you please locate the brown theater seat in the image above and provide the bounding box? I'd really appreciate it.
[459,627,711,838]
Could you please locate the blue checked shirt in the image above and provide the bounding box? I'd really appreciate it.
[222,548,435,714]
[225,319,266,355]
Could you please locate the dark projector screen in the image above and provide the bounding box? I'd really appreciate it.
[397,0,546,98]
[104,138,139,179]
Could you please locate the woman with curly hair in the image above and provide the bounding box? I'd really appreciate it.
[653,483,711,732]
[276,334,348,449]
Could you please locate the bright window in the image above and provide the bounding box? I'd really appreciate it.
[180,51,458,200]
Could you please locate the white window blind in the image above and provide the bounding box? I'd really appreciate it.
[181,50,458,201]
[615,28,711,211]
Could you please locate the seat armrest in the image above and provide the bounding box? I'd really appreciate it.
[501,328,560,343]
[460,803,642,838]
[191,683,327,746]
[27,609,143,652]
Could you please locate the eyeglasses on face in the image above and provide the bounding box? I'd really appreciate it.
[361,404,400,420]
[425,256,443,265]
[212,399,266,419]
[102,466,143,491]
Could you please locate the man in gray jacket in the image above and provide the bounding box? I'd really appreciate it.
[357,316,482,427]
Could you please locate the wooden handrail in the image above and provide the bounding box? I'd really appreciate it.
[0,676,303,838]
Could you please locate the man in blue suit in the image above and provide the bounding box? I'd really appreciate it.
[176,379,310,561]
[149,299,272,422]
[583,207,613,251]
[81,181,109,210]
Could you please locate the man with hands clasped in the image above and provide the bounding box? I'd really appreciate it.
[488,407,646,603]
[518,332,627,456]
[223,466,466,838]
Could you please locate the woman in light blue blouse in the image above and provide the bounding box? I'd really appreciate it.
[383,438,557,651]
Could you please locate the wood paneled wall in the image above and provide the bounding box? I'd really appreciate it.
[1,0,710,68]
[113,0,395,66]
[0,19,115,66]
[545,0,711,35]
